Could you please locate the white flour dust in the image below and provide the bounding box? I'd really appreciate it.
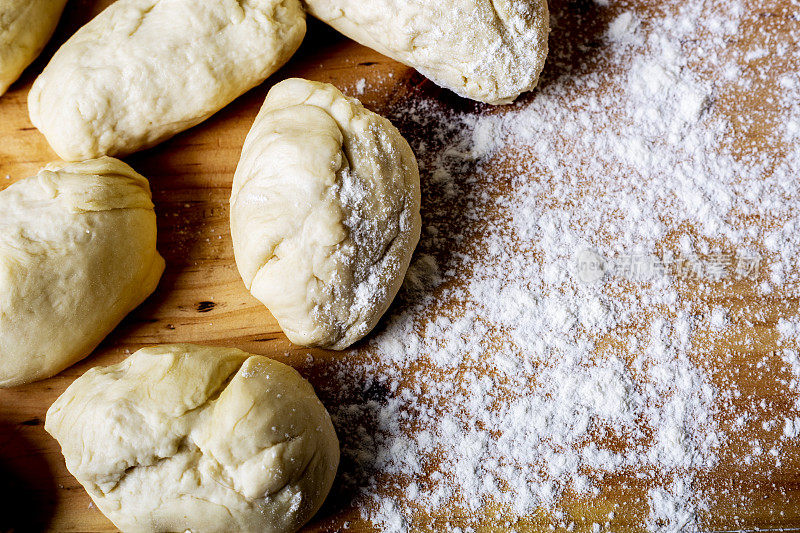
[307,0,800,530]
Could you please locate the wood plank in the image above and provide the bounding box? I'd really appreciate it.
[1,0,799,531]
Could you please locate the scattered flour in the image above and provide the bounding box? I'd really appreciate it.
[647,480,701,533]
[308,0,800,531]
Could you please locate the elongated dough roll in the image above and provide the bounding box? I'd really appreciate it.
[0,0,67,95]
[46,344,339,533]
[28,0,306,160]
[231,78,421,349]
[302,0,550,104]
[0,157,164,387]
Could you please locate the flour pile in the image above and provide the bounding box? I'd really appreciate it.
[310,0,800,530]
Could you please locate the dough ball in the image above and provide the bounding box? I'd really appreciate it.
[302,0,549,105]
[230,78,421,350]
[0,157,164,387]
[0,0,67,95]
[45,344,340,533]
[28,0,306,160]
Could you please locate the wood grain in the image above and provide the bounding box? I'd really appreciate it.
[1,0,799,531]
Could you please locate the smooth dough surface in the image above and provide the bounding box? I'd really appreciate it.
[28,0,306,161]
[230,78,421,350]
[0,0,67,95]
[46,344,340,533]
[302,0,549,104]
[0,157,163,387]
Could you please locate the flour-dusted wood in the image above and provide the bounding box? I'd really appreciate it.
[1,0,800,531]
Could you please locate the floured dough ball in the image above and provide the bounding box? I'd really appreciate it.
[302,0,549,105]
[0,157,163,387]
[230,78,421,350]
[46,344,340,533]
[0,0,67,95]
[28,0,306,161]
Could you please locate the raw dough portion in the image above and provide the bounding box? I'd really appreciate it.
[302,0,549,104]
[0,0,67,95]
[28,0,306,161]
[0,157,164,387]
[230,78,421,350]
[46,344,340,533]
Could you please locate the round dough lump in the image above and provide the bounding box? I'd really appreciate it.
[28,0,306,160]
[230,78,421,350]
[0,157,164,387]
[302,0,550,104]
[45,344,340,533]
[0,0,67,95]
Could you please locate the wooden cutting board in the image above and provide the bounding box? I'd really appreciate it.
[1,0,799,531]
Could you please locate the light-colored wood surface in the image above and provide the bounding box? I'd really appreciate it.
[1,0,800,531]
